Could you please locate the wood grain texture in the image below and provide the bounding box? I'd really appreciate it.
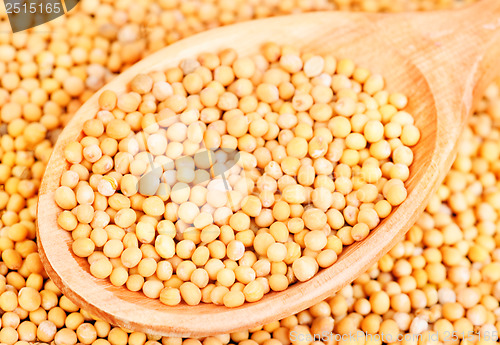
[37,0,500,337]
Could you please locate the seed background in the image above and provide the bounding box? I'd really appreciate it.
[3,0,500,344]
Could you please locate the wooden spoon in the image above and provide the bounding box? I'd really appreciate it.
[37,0,500,337]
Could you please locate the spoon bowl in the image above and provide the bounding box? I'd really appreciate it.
[38,0,500,337]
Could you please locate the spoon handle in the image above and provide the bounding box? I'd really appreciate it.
[385,0,500,125]
[457,0,500,103]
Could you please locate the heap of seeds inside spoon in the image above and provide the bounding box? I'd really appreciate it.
[55,43,420,307]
